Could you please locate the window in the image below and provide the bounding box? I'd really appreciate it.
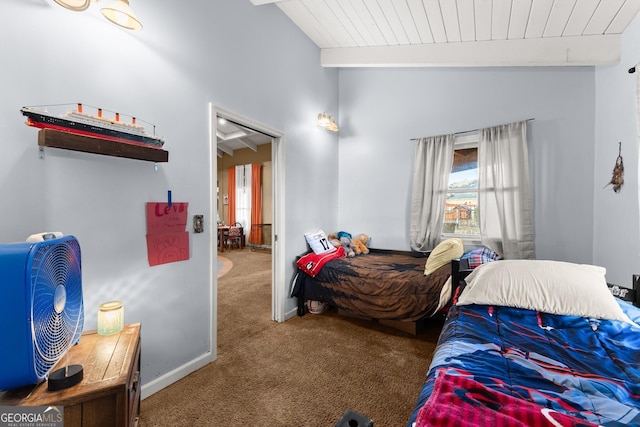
[234,164,252,229]
[410,121,532,258]
[442,135,479,238]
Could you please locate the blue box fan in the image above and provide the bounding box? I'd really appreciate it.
[0,232,84,391]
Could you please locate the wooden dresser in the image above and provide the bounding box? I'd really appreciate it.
[0,323,141,427]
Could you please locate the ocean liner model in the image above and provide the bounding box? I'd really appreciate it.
[20,103,165,149]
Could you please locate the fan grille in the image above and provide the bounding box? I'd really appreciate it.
[30,238,83,379]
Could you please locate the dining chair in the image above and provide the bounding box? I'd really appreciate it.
[226,222,244,250]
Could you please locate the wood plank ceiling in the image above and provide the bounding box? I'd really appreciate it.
[250,0,640,67]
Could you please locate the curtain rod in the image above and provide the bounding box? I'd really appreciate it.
[410,118,535,141]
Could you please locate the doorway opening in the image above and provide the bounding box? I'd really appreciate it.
[210,104,286,354]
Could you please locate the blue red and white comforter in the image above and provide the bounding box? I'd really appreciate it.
[408,300,640,426]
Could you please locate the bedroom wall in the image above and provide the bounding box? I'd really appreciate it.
[0,0,338,396]
[337,67,596,265]
[593,13,640,287]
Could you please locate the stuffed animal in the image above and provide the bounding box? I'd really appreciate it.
[327,233,341,249]
[327,232,355,256]
[336,231,351,239]
[329,238,341,248]
[352,234,370,255]
[328,231,369,256]
[339,236,356,257]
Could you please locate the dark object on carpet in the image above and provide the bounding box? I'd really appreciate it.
[335,409,373,427]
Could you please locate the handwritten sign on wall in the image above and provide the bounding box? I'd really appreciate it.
[145,202,189,266]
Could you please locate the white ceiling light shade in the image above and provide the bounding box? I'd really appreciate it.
[53,0,92,11]
[101,0,142,31]
[52,0,143,30]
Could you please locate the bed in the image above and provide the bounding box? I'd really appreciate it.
[407,259,640,427]
[290,236,498,334]
[290,248,453,326]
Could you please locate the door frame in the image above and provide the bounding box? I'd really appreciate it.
[210,104,286,353]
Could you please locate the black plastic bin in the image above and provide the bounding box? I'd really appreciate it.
[335,409,373,427]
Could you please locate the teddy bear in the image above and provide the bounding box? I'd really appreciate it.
[352,234,370,255]
[327,233,341,249]
[339,236,356,257]
[329,231,371,257]
[328,232,356,257]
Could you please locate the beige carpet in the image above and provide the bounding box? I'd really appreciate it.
[140,248,443,426]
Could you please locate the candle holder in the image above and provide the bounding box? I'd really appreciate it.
[97,301,124,336]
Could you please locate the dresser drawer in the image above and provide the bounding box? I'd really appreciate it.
[0,323,142,427]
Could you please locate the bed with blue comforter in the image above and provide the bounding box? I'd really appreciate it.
[408,259,640,427]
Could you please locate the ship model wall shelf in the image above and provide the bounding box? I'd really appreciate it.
[38,129,169,163]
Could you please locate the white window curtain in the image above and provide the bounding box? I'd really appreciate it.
[410,134,455,251]
[234,164,252,229]
[637,69,640,238]
[478,121,535,259]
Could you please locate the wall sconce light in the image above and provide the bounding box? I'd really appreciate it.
[52,0,143,31]
[97,301,124,336]
[317,112,339,132]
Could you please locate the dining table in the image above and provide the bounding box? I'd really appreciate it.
[217,225,229,252]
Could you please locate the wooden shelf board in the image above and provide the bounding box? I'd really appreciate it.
[38,129,169,163]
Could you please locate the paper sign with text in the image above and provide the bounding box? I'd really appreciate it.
[145,202,189,266]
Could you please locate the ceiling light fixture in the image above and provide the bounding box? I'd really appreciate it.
[52,0,143,31]
[101,0,143,31]
[53,0,92,11]
[317,112,339,132]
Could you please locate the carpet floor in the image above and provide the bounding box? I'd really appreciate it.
[140,248,443,426]
[217,255,233,278]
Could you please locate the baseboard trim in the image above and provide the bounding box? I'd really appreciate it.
[141,352,215,399]
[285,306,298,320]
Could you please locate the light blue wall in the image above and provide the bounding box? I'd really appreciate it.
[3,0,639,398]
[338,67,596,264]
[0,0,338,393]
[594,14,640,287]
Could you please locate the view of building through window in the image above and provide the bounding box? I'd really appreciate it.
[443,146,480,236]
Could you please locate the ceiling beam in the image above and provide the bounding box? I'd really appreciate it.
[236,137,258,152]
[217,144,234,156]
[217,129,247,141]
[320,34,621,67]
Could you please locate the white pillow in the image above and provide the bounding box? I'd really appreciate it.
[457,259,637,325]
[425,238,464,276]
[432,276,453,316]
[304,230,336,255]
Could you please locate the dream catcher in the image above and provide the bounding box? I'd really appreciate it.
[605,142,624,193]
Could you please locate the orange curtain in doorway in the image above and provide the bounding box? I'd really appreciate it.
[249,163,262,245]
[227,167,236,225]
